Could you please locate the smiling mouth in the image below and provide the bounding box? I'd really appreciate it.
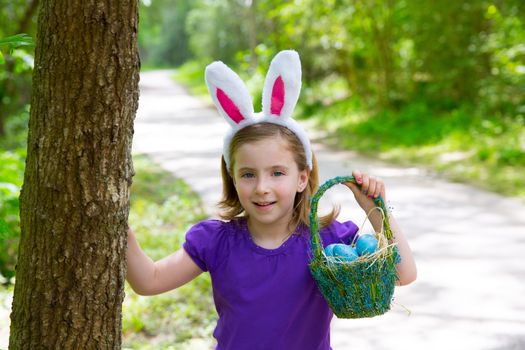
[254,201,276,207]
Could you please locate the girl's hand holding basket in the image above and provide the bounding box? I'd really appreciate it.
[309,173,400,319]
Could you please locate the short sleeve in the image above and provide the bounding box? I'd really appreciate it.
[183,220,227,272]
[320,220,359,247]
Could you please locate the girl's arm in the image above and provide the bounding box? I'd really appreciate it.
[345,170,417,286]
[379,214,417,286]
[126,227,203,296]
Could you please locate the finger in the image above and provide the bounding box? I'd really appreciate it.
[372,181,386,201]
[368,176,379,198]
[352,170,363,185]
[379,182,387,201]
[377,180,385,199]
[375,182,384,199]
[371,177,385,199]
[360,173,370,195]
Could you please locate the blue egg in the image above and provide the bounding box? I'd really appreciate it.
[356,234,378,256]
[332,244,359,262]
[324,243,338,256]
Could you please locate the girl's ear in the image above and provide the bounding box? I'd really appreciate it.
[262,50,302,119]
[297,169,309,193]
[205,61,254,127]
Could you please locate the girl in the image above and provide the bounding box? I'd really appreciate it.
[126,51,417,350]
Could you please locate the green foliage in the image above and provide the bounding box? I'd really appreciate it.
[0,33,34,66]
[0,105,28,283]
[0,46,33,136]
[0,1,37,138]
[0,0,38,34]
[138,0,195,68]
[0,105,30,150]
[0,148,25,283]
[309,97,525,197]
[0,106,34,284]
[166,0,525,111]
[167,0,525,199]
[0,34,34,53]
[123,155,216,348]
[171,60,209,97]
[185,0,254,65]
[0,7,38,282]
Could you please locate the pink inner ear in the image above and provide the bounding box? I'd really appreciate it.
[216,88,244,124]
[271,76,285,116]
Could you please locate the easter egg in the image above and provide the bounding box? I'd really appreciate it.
[356,234,378,256]
[332,244,359,262]
[324,243,339,256]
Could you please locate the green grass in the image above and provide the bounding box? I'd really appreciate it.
[123,155,216,349]
[172,63,525,200]
[171,61,210,98]
[308,99,525,198]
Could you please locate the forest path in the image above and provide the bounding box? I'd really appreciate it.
[133,70,525,350]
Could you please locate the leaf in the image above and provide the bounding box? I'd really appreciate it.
[0,218,16,241]
[0,33,35,54]
[0,33,34,46]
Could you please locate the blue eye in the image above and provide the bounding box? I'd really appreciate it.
[241,173,255,179]
[273,171,285,177]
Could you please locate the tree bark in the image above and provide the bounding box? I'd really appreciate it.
[9,0,139,348]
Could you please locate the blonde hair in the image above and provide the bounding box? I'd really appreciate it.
[218,123,338,230]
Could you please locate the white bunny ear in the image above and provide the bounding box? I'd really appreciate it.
[262,50,302,119]
[205,61,254,127]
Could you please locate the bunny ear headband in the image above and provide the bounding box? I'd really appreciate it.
[205,50,313,174]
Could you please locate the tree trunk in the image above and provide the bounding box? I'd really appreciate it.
[9,0,139,348]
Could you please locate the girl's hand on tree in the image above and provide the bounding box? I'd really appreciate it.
[344,170,386,214]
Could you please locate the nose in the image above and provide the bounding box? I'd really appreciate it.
[255,176,270,194]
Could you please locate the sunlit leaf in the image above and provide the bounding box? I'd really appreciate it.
[0,33,35,54]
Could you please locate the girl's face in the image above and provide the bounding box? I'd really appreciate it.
[232,135,308,232]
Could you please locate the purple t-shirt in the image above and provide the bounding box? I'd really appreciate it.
[183,218,358,350]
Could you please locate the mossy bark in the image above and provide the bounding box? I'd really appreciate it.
[9,1,139,348]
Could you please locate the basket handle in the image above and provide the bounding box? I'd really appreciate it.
[309,175,393,260]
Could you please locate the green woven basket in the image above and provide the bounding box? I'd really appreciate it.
[309,176,400,319]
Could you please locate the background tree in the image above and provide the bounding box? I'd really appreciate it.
[8,0,139,348]
[138,0,194,67]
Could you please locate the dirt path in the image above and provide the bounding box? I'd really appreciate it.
[133,70,525,350]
